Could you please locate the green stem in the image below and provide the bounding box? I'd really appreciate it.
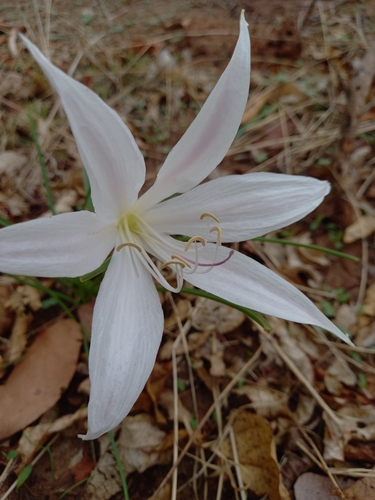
[252,237,359,262]
[108,431,130,500]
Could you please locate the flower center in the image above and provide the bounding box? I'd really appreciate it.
[116,210,232,292]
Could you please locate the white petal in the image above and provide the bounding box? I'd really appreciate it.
[80,249,164,440]
[185,246,352,344]
[144,173,331,242]
[0,212,116,277]
[137,13,250,211]
[21,35,145,221]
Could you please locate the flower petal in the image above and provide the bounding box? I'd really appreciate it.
[0,212,116,277]
[80,249,164,440]
[144,173,331,242]
[137,12,250,211]
[185,246,352,344]
[21,35,145,221]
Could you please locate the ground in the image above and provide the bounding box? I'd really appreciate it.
[0,0,375,499]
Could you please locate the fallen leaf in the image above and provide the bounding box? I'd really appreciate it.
[70,450,97,482]
[220,410,285,500]
[0,151,27,174]
[16,407,88,469]
[191,297,245,333]
[0,319,82,439]
[363,282,375,316]
[344,215,375,244]
[7,310,31,363]
[342,474,375,499]
[294,472,355,500]
[85,414,172,500]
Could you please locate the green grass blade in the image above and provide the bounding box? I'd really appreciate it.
[252,237,359,262]
[60,478,89,498]
[80,257,111,282]
[0,216,12,227]
[108,430,130,500]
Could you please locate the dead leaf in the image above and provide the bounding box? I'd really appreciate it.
[344,215,375,244]
[294,472,355,500]
[363,282,375,316]
[0,151,27,174]
[324,358,357,395]
[16,407,88,469]
[237,385,287,419]
[7,310,31,363]
[164,299,190,330]
[220,410,285,500]
[0,319,82,439]
[77,300,95,336]
[70,451,97,482]
[342,474,375,499]
[86,415,171,500]
[191,297,245,333]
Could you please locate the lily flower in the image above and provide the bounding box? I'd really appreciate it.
[1,14,351,439]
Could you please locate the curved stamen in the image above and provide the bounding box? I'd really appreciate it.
[184,236,206,252]
[177,249,234,268]
[170,254,192,268]
[209,226,223,246]
[200,212,220,223]
[161,257,188,270]
[116,242,142,252]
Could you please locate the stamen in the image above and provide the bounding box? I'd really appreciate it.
[209,226,223,246]
[170,254,192,268]
[161,257,188,270]
[184,236,206,252]
[177,249,234,268]
[116,242,142,252]
[200,212,221,223]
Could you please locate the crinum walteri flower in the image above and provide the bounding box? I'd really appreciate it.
[0,13,351,439]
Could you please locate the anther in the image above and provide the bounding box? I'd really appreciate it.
[116,242,142,252]
[209,226,223,246]
[161,257,188,270]
[184,236,206,252]
[171,254,192,268]
[200,212,220,223]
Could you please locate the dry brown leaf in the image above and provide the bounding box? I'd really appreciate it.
[272,319,314,384]
[324,358,357,395]
[0,284,13,336]
[41,189,78,217]
[294,472,355,500]
[344,215,375,244]
[342,474,375,500]
[77,300,95,336]
[220,410,286,500]
[191,297,245,333]
[86,415,171,500]
[237,385,287,419]
[0,319,82,439]
[0,151,27,174]
[7,310,31,363]
[363,282,375,316]
[164,299,190,330]
[16,407,88,469]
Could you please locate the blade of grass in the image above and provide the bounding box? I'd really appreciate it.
[0,217,12,227]
[28,114,55,215]
[60,478,89,499]
[252,237,359,262]
[108,430,130,500]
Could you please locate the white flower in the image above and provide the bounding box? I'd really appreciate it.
[1,14,351,439]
